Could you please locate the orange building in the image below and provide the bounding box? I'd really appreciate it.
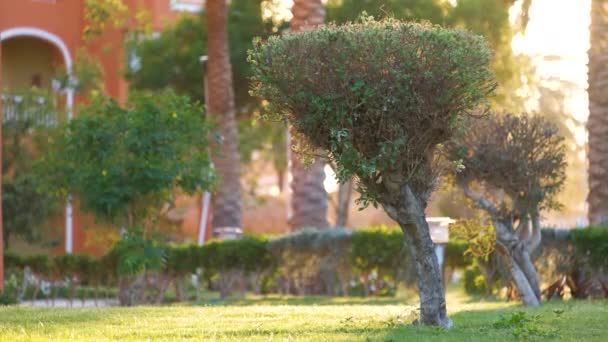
[1,1,397,256]
[0,0,209,255]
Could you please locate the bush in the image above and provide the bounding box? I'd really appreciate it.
[268,228,351,296]
[0,273,20,305]
[351,226,410,295]
[570,227,608,268]
[444,239,471,270]
[202,236,272,298]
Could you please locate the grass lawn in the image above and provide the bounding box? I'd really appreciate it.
[0,288,606,341]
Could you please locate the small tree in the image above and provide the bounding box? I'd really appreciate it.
[448,113,566,306]
[36,90,215,231]
[249,18,495,327]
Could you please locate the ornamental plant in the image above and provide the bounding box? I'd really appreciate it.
[448,113,567,306]
[249,18,495,326]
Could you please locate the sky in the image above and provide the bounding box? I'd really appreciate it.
[512,0,590,146]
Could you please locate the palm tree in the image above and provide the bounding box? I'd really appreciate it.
[206,0,243,236]
[588,0,608,226]
[288,0,328,230]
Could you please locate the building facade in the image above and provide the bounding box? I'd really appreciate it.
[0,0,207,255]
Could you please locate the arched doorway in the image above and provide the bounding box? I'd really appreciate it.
[1,27,74,253]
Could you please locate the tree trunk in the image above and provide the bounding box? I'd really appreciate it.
[382,185,452,328]
[588,0,608,226]
[118,275,145,306]
[288,0,328,231]
[207,0,243,235]
[497,247,539,306]
[289,157,328,229]
[336,180,353,227]
[493,220,541,306]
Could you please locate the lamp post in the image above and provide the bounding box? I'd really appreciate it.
[197,55,211,245]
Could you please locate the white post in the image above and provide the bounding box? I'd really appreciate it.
[198,191,211,245]
[64,78,75,253]
[65,194,73,253]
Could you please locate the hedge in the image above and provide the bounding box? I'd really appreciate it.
[3,226,607,303]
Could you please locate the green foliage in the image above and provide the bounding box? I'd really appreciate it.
[126,0,271,108]
[449,217,495,260]
[54,49,105,95]
[450,114,567,216]
[570,227,608,268]
[249,18,494,205]
[351,226,406,277]
[2,89,61,248]
[0,273,20,305]
[109,231,166,276]
[493,311,557,339]
[36,90,215,228]
[444,239,471,269]
[326,0,448,25]
[2,175,58,249]
[164,244,199,277]
[202,236,272,274]
[83,0,129,40]
[462,264,486,295]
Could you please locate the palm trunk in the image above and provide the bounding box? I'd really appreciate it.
[288,0,328,231]
[588,0,608,226]
[207,0,243,235]
[289,157,328,229]
[336,180,353,227]
[382,185,452,327]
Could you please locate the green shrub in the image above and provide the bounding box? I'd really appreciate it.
[462,264,486,295]
[570,227,608,268]
[109,231,166,276]
[268,228,352,296]
[444,239,471,269]
[351,226,404,275]
[0,273,20,305]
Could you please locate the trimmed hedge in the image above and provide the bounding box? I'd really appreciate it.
[4,226,607,303]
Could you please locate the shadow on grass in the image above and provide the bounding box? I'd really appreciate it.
[375,299,608,342]
[197,294,413,306]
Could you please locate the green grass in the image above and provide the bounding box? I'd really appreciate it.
[0,288,606,341]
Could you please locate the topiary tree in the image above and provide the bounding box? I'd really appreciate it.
[249,18,495,327]
[448,113,566,306]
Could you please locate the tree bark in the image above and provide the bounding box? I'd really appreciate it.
[588,0,608,226]
[502,252,539,305]
[383,185,452,328]
[207,0,243,234]
[288,0,328,231]
[493,220,541,305]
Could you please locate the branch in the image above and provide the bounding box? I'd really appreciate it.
[517,216,530,242]
[525,211,542,252]
[460,181,499,215]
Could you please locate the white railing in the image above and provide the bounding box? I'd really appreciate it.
[1,93,60,126]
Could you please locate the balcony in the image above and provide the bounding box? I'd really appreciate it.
[1,91,62,127]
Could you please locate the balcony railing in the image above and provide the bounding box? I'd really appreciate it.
[1,91,62,127]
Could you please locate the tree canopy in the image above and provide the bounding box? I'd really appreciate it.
[249,18,495,207]
[35,91,215,228]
